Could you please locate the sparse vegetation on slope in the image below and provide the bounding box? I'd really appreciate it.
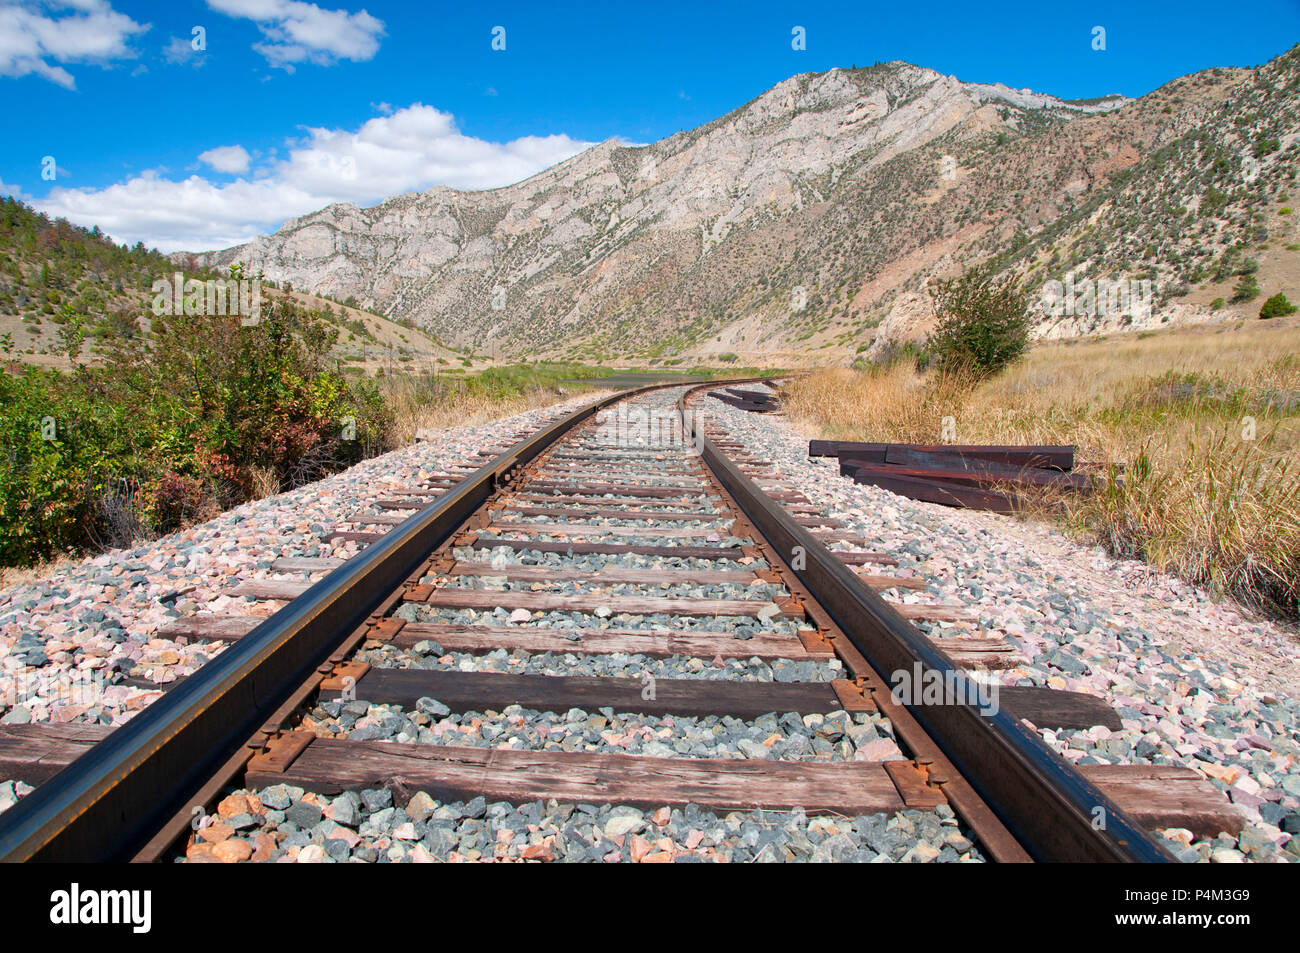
[0,196,470,376]
[0,196,222,366]
[1003,47,1300,337]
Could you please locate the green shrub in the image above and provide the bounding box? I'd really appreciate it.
[0,297,390,566]
[1232,274,1260,303]
[1260,292,1298,319]
[924,264,1031,378]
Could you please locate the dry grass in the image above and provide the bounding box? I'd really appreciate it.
[379,373,608,446]
[0,553,81,590]
[785,321,1300,619]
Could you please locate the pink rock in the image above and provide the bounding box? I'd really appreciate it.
[328,827,361,848]
[1232,774,1262,797]
[856,738,901,761]
[1228,789,1263,811]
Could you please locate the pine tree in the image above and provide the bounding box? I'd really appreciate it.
[1259,292,1297,319]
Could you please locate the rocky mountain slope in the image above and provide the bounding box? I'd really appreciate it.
[186,47,1300,363]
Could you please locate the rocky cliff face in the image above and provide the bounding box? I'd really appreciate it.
[185,48,1300,362]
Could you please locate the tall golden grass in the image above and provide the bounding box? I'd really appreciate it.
[378,373,606,447]
[785,323,1300,618]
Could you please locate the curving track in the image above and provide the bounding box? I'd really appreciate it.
[0,381,1183,862]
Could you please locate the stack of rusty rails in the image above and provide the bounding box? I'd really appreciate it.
[707,386,781,413]
[0,381,1242,863]
[809,440,1094,514]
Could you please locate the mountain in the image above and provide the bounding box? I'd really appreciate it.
[186,47,1300,363]
[0,196,177,367]
[0,195,461,371]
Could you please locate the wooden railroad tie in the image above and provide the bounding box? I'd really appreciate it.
[7,723,1238,838]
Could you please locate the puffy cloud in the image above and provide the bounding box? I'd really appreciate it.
[0,177,30,201]
[198,144,252,174]
[0,0,149,89]
[163,33,206,65]
[36,103,594,252]
[207,0,384,68]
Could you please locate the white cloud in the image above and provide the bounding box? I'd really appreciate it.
[0,0,149,89]
[163,34,205,65]
[199,144,252,173]
[36,103,594,252]
[207,0,384,68]
[0,177,30,201]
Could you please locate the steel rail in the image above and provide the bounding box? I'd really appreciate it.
[0,379,742,862]
[0,375,1171,864]
[679,388,1174,863]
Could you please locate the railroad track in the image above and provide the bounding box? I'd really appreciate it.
[0,380,1239,863]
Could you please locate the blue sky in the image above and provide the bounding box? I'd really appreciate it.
[1,0,1296,252]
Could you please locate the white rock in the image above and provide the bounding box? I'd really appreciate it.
[604,815,645,838]
[1210,848,1245,864]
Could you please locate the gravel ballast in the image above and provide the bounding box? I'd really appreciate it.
[185,787,983,863]
[10,383,1289,864]
[0,395,600,728]
[700,393,1300,864]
